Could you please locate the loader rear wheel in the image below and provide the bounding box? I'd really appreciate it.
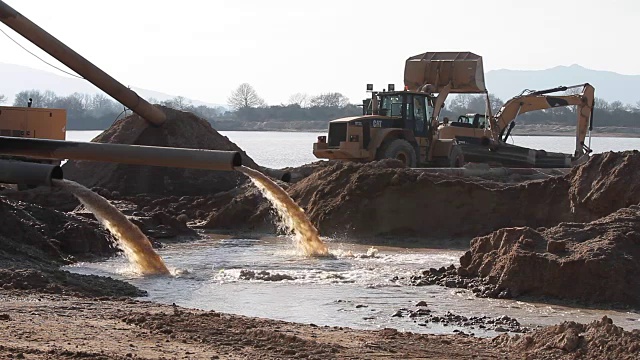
[448,145,465,167]
[380,139,417,167]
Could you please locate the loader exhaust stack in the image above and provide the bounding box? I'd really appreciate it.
[0,136,242,171]
[0,159,62,187]
[0,0,166,126]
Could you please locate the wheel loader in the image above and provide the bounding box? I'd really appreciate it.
[313,52,487,167]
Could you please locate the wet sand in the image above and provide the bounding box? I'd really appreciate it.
[0,293,504,359]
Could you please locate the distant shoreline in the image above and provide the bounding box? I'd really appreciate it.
[67,124,640,138]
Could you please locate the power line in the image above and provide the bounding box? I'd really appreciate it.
[0,26,84,79]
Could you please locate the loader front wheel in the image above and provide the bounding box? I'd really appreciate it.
[380,139,417,167]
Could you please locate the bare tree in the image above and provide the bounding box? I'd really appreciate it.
[288,92,309,107]
[609,100,625,111]
[594,97,610,111]
[309,92,349,108]
[228,83,265,110]
[14,90,46,107]
[161,96,193,111]
[0,94,6,104]
[447,94,473,112]
[488,94,504,114]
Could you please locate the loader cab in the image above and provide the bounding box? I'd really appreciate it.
[363,90,434,137]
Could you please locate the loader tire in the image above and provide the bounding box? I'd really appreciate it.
[448,145,465,167]
[380,139,417,167]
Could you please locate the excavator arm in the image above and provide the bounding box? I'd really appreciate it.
[490,83,595,157]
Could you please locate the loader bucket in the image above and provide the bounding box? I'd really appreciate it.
[404,52,486,93]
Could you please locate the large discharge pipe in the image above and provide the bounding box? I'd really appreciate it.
[0,1,166,126]
[0,159,63,187]
[0,136,241,171]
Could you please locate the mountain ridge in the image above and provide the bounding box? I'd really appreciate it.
[485,64,639,104]
[0,62,226,109]
[2,62,639,108]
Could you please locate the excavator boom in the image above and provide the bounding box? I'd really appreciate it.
[491,83,595,156]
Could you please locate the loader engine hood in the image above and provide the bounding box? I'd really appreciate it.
[404,51,486,94]
[328,115,392,124]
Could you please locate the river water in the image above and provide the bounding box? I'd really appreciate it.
[63,130,640,336]
[66,130,640,169]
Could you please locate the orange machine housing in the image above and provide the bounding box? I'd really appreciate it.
[0,106,66,140]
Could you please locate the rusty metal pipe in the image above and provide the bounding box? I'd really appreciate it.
[0,136,241,171]
[259,166,291,183]
[0,1,166,126]
[0,159,62,187]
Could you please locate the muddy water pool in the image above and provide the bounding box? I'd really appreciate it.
[64,235,640,337]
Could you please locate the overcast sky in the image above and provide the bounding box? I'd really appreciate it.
[1,0,638,106]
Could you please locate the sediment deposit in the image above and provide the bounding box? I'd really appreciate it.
[3,107,640,358]
[0,196,141,297]
[207,151,640,241]
[412,205,640,307]
[62,106,257,196]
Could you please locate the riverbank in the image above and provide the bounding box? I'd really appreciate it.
[68,122,640,138]
[2,293,638,359]
[3,107,640,359]
[0,293,500,359]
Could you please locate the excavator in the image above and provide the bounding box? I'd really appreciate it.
[438,83,595,167]
[313,51,595,168]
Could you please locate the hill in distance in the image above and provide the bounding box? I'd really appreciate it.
[0,62,225,109]
[2,62,639,108]
[485,64,640,105]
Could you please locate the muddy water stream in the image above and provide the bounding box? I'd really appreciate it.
[54,179,170,276]
[64,235,640,337]
[237,165,328,257]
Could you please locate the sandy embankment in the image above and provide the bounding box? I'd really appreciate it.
[1,107,640,359]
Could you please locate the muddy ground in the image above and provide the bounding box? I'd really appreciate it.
[1,294,638,360]
[2,109,640,358]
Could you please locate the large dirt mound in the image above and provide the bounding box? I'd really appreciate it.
[205,159,572,239]
[569,150,640,219]
[494,316,640,359]
[205,150,640,242]
[452,205,640,306]
[62,106,257,196]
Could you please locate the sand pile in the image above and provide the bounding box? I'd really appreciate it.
[455,205,640,306]
[62,106,258,196]
[205,159,572,239]
[569,150,640,220]
[206,150,640,242]
[494,316,640,359]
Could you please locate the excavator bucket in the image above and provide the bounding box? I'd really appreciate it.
[404,52,487,93]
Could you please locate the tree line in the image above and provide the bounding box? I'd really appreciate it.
[1,83,640,130]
